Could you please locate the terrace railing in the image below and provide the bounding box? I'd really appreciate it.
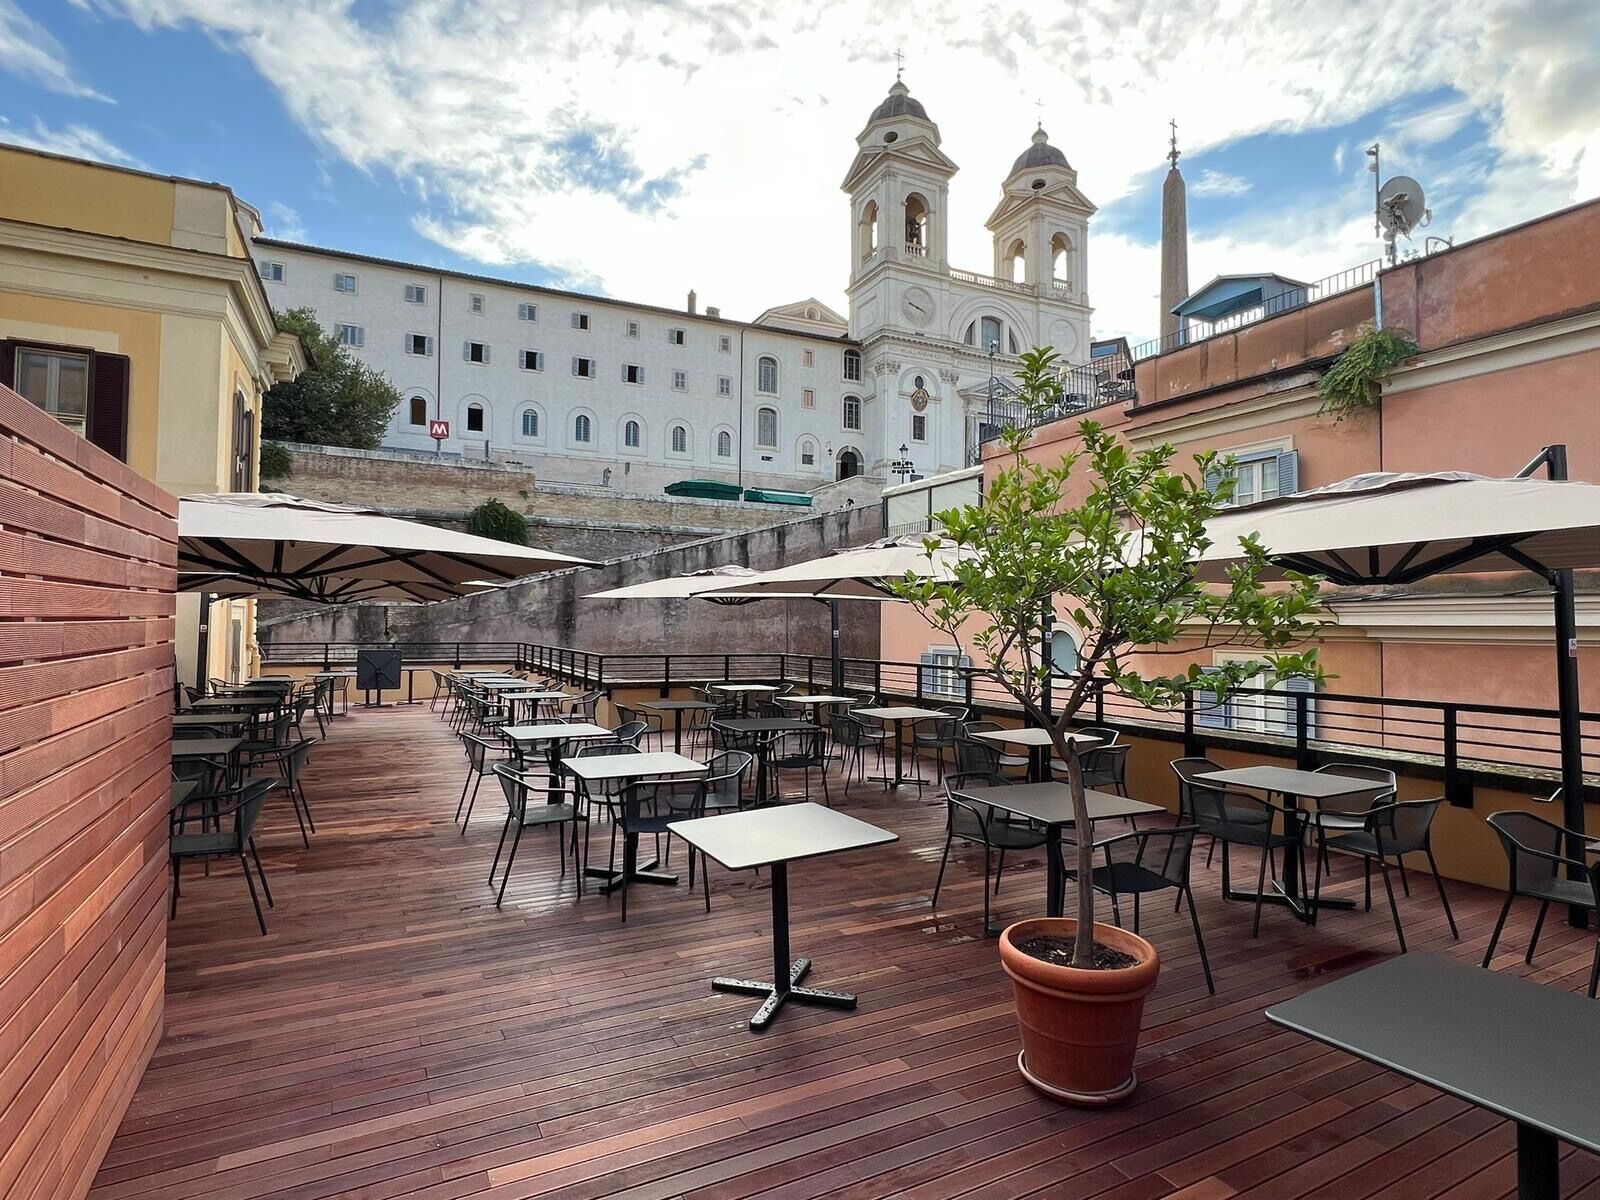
[258,639,1600,804]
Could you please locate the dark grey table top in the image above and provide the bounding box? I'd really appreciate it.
[1267,954,1600,1152]
[953,782,1163,826]
[191,696,277,710]
[715,717,818,735]
[1196,765,1390,799]
[170,737,243,759]
[169,779,198,811]
[641,699,718,711]
[173,712,250,726]
[670,802,898,871]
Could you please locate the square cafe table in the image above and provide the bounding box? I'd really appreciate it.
[499,690,569,724]
[501,722,612,774]
[711,682,778,715]
[851,706,948,789]
[639,699,718,754]
[777,694,858,723]
[1267,954,1600,1200]
[565,751,707,892]
[1195,765,1390,922]
[953,782,1163,930]
[173,712,251,731]
[671,802,898,1030]
[713,717,816,804]
[967,727,1103,782]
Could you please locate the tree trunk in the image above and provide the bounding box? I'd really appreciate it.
[1058,740,1097,967]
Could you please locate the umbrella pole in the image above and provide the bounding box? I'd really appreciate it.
[195,592,212,693]
[830,600,844,694]
[1553,570,1590,928]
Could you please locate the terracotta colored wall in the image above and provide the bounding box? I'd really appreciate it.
[1381,198,1600,352]
[0,383,177,1200]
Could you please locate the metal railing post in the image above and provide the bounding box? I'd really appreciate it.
[453,642,461,669]
[964,669,974,709]
[661,654,671,698]
[322,642,330,671]
[1183,691,1199,758]
[723,654,731,681]
[1295,691,1312,770]
[1443,706,1471,807]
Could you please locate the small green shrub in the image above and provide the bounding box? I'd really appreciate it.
[466,498,528,545]
[259,441,292,479]
[1318,325,1418,421]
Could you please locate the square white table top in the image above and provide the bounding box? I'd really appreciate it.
[853,706,948,722]
[952,782,1162,826]
[1196,765,1390,800]
[501,722,611,743]
[563,752,707,782]
[968,728,1102,749]
[711,683,779,693]
[670,802,898,871]
[779,694,858,705]
[499,690,569,701]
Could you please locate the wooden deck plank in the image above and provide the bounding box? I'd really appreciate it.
[91,705,1600,1200]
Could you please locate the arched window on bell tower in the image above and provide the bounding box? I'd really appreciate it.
[904,193,929,257]
[859,201,879,260]
[1051,233,1073,287]
[1007,238,1028,284]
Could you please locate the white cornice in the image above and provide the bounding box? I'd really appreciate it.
[1384,305,1600,395]
[1327,593,1600,644]
[1128,379,1327,446]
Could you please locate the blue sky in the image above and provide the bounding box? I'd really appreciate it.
[2,1,1597,343]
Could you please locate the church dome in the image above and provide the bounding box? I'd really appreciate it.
[1011,126,1070,174]
[869,79,928,123]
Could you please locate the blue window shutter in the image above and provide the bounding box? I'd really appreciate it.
[1194,668,1230,729]
[1278,675,1316,737]
[1204,466,1224,496]
[918,652,935,695]
[1276,449,1299,497]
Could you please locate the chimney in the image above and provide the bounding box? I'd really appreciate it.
[705,305,721,319]
[687,289,697,314]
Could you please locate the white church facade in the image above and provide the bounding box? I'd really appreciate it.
[249,79,1097,491]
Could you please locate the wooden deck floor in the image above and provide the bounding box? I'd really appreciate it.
[94,704,1600,1200]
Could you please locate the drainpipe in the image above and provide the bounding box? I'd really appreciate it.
[737,329,746,488]
[435,271,445,426]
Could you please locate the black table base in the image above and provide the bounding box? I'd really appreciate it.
[707,861,855,1031]
[587,830,678,893]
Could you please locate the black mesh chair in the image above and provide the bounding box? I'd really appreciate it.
[456,733,503,831]
[1169,757,1270,869]
[830,716,881,793]
[700,750,755,816]
[955,735,1003,776]
[1482,811,1599,975]
[614,703,660,747]
[962,720,1028,776]
[1313,799,1456,951]
[937,772,1047,937]
[913,706,968,781]
[488,763,580,909]
[170,779,280,936]
[612,720,649,747]
[1079,744,1131,797]
[1308,763,1398,882]
[767,727,830,805]
[1080,826,1213,994]
[571,740,640,869]
[1075,726,1120,745]
[1185,780,1308,937]
[610,779,707,921]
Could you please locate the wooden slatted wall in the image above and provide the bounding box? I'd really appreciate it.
[0,381,177,1200]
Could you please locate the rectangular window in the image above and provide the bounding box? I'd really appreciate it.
[802,388,815,409]
[468,293,485,314]
[920,649,970,699]
[623,363,643,384]
[1197,657,1317,737]
[466,406,484,432]
[520,349,543,371]
[572,356,595,378]
[334,272,358,294]
[668,328,686,345]
[802,349,814,367]
[718,335,732,353]
[718,375,732,397]
[1212,448,1299,508]
[572,312,590,330]
[756,407,778,447]
[521,409,539,437]
[801,445,816,465]
[464,340,489,364]
[518,302,538,321]
[844,350,862,381]
[257,260,284,283]
[404,283,427,304]
[405,333,434,357]
[335,323,365,348]
[911,413,927,442]
[15,347,89,436]
[626,320,639,338]
[673,370,687,390]
[843,395,862,431]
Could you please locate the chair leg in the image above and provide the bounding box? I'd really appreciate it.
[1425,847,1458,939]
[297,780,315,833]
[461,773,484,831]
[1363,857,1372,911]
[239,853,267,935]
[496,823,524,909]
[170,857,181,919]
[1589,941,1600,999]
[1251,844,1270,938]
[1483,893,1515,967]
[455,770,473,822]
[931,835,952,908]
[994,848,1006,896]
[701,850,711,913]
[289,788,309,848]
[490,815,512,883]
[982,846,994,936]
[1376,857,1406,952]
[1185,886,1215,995]
[1526,900,1550,965]
[248,838,273,907]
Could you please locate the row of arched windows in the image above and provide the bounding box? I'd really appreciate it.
[411,394,747,459]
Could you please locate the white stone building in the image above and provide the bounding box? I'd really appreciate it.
[249,78,1098,490]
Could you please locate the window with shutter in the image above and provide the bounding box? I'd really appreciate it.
[88,351,131,462]
[1193,668,1231,729]
[230,391,253,490]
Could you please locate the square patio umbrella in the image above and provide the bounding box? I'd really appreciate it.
[1193,451,1600,859]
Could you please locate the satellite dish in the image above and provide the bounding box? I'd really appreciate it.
[1378,175,1427,236]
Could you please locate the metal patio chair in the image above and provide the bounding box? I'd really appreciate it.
[936,771,1047,937]
[1482,810,1598,974]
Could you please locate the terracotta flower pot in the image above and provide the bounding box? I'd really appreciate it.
[998,917,1160,1105]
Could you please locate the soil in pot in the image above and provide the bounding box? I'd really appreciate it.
[1015,935,1138,971]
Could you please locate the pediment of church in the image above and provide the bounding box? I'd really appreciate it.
[985,180,1097,230]
[841,140,961,191]
[754,298,848,332]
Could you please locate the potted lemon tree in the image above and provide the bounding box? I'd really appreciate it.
[892,347,1324,1104]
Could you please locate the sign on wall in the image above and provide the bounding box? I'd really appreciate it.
[429,419,450,440]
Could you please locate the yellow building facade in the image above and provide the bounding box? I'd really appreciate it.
[0,145,305,686]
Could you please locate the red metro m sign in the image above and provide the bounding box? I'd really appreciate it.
[429,419,450,441]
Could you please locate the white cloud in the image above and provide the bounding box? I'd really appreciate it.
[1332,142,1347,174]
[85,0,1600,345]
[0,1,109,100]
[1191,169,1252,198]
[0,116,140,166]
[266,201,307,242]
